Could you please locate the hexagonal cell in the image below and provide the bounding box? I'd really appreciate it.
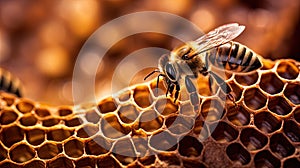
[179,136,203,157]
[58,108,72,116]
[2,95,15,106]
[149,131,177,151]
[96,155,121,168]
[254,111,282,134]
[24,160,46,168]
[270,133,295,158]
[295,107,300,123]
[101,114,131,139]
[276,61,299,80]
[26,128,45,146]
[283,120,300,142]
[118,89,131,102]
[0,143,8,162]
[284,83,300,105]
[240,128,268,151]
[118,104,140,123]
[227,106,250,126]
[47,156,74,168]
[9,143,35,163]
[155,98,178,116]
[47,129,73,141]
[76,124,99,138]
[37,143,61,159]
[133,85,153,108]
[139,110,164,132]
[259,73,284,95]
[112,139,137,165]
[254,150,280,168]
[235,72,258,86]
[0,110,18,125]
[0,125,24,147]
[97,97,117,114]
[85,108,100,124]
[42,118,60,127]
[201,99,225,122]
[166,115,194,135]
[75,157,95,168]
[138,155,156,166]
[268,96,292,115]
[226,143,251,165]
[20,113,37,126]
[244,88,267,110]
[35,108,50,117]
[64,138,84,158]
[157,153,181,166]
[65,117,83,127]
[85,135,111,155]
[283,158,300,168]
[16,100,34,113]
[210,121,238,143]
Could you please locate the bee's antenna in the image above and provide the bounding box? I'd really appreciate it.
[144,69,160,80]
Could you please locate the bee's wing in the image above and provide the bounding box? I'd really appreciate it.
[195,23,245,53]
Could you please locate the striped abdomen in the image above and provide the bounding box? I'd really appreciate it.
[206,41,262,73]
[0,68,22,97]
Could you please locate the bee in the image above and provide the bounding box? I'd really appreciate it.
[0,68,23,97]
[145,23,262,111]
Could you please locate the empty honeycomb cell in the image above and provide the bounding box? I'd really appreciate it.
[284,83,300,105]
[149,131,177,151]
[254,150,280,168]
[97,97,117,114]
[112,139,137,165]
[9,143,35,163]
[75,157,95,168]
[58,108,72,116]
[47,156,74,168]
[97,155,121,168]
[35,108,50,117]
[85,135,111,155]
[0,125,24,147]
[20,114,37,126]
[155,98,178,116]
[118,89,131,102]
[276,61,299,80]
[235,72,258,86]
[226,143,251,165]
[165,115,194,135]
[201,99,225,122]
[283,158,300,168]
[42,118,60,127]
[76,124,99,138]
[150,79,167,97]
[138,155,156,166]
[178,136,203,157]
[0,110,18,125]
[259,73,284,94]
[283,120,300,142]
[2,95,15,106]
[47,129,73,141]
[227,106,250,126]
[0,143,7,162]
[85,108,100,124]
[139,110,164,132]
[182,160,207,168]
[270,133,295,158]
[100,114,131,139]
[16,100,34,113]
[268,96,292,115]
[118,104,140,123]
[244,88,267,110]
[210,121,238,143]
[254,111,282,134]
[26,129,45,146]
[23,160,45,168]
[37,143,61,159]
[133,85,153,108]
[157,153,181,166]
[64,138,84,158]
[240,128,268,151]
[65,117,83,127]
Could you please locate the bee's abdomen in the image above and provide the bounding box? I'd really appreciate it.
[0,68,22,97]
[207,41,262,73]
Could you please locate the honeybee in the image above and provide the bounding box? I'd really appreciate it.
[0,68,23,97]
[145,23,262,111]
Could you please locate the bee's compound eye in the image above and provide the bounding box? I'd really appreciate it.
[178,47,191,60]
[165,63,177,81]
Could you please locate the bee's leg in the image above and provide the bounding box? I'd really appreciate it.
[174,82,180,103]
[156,74,165,94]
[185,76,200,112]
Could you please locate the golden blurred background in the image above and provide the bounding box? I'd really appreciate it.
[0,0,299,105]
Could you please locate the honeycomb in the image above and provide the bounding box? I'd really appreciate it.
[0,57,300,168]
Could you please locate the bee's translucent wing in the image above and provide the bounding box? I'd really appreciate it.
[195,23,245,53]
